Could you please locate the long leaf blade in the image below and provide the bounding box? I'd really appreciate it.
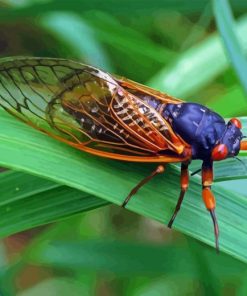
[0,0,246,19]
[0,111,247,261]
[26,239,246,276]
[0,170,108,237]
[148,15,247,99]
[213,0,247,96]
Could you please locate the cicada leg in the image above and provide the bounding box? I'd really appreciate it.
[168,161,190,228]
[201,161,219,252]
[121,165,165,208]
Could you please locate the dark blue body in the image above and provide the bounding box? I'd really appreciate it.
[162,103,242,160]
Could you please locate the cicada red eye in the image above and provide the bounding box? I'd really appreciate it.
[211,144,228,161]
[230,118,242,129]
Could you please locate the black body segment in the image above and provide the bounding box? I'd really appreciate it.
[163,103,243,160]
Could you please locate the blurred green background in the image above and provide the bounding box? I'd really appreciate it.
[0,0,247,295]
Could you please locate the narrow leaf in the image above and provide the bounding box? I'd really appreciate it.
[0,112,247,261]
[213,0,247,96]
[0,0,246,19]
[27,239,247,276]
[39,12,113,71]
[148,15,247,99]
[0,170,108,237]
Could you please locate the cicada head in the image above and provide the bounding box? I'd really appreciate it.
[211,118,243,161]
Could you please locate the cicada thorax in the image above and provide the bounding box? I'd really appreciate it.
[162,102,244,160]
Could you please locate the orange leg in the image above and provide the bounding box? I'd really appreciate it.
[122,165,165,208]
[201,161,219,252]
[168,162,190,228]
[240,141,247,150]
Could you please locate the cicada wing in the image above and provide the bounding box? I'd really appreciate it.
[116,76,183,104]
[0,57,86,143]
[0,57,154,154]
[113,78,188,154]
[0,57,190,161]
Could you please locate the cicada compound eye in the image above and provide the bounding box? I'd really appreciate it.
[211,144,228,161]
[230,118,242,129]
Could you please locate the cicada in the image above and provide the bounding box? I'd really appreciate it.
[0,57,246,250]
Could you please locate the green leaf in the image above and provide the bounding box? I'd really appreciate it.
[0,170,108,237]
[39,12,113,71]
[190,159,247,184]
[81,12,175,65]
[214,157,247,182]
[213,0,247,96]
[0,0,246,19]
[148,15,247,99]
[129,277,199,296]
[207,85,247,117]
[29,240,195,275]
[26,239,246,276]
[17,278,88,296]
[1,111,247,262]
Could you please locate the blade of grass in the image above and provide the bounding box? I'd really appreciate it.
[0,170,108,237]
[2,216,245,294]
[1,111,247,261]
[17,278,87,296]
[81,12,175,65]
[25,239,246,276]
[207,85,247,117]
[0,170,60,203]
[148,15,247,99]
[28,240,196,276]
[190,157,247,183]
[213,0,247,97]
[0,0,246,19]
[39,12,113,71]
[214,157,247,182]
[180,3,212,51]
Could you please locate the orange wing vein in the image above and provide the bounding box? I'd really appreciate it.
[0,56,191,163]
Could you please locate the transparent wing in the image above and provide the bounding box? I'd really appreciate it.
[0,57,191,162]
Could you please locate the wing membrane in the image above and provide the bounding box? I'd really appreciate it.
[0,57,191,162]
